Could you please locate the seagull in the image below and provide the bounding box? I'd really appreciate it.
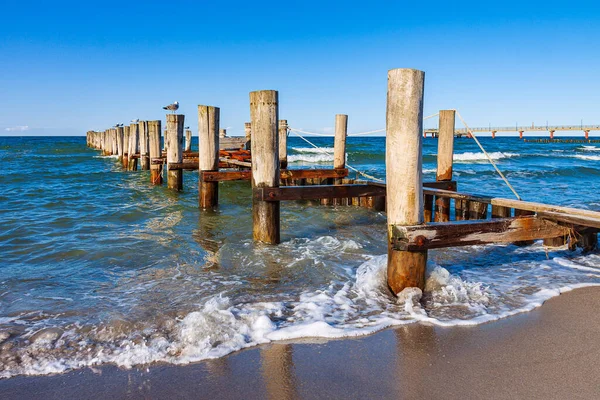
[131,119,140,123]
[113,123,124,127]
[163,101,179,113]
[184,126,190,130]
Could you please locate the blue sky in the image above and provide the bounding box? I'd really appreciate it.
[1,1,599,136]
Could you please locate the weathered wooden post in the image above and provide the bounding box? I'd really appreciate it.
[519,131,524,139]
[148,120,163,185]
[166,114,184,191]
[245,122,252,139]
[128,123,139,171]
[139,121,150,170]
[111,129,118,155]
[386,68,427,295]
[185,129,192,152]
[198,105,220,208]
[279,120,288,169]
[250,90,280,244]
[219,128,227,138]
[122,126,130,168]
[434,110,456,222]
[116,126,124,163]
[333,114,348,206]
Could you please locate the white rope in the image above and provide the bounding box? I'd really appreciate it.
[288,113,438,138]
[455,110,522,200]
[289,131,385,183]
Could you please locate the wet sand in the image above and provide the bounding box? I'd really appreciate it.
[1,286,599,399]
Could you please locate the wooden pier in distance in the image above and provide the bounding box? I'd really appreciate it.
[85,67,600,297]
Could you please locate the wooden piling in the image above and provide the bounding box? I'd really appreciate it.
[279,120,288,169]
[166,114,184,191]
[250,90,280,244]
[139,121,150,170]
[331,114,348,206]
[198,105,220,208]
[148,120,163,185]
[116,126,124,162]
[434,110,455,222]
[122,126,130,168]
[185,129,192,152]
[128,123,139,171]
[111,129,118,155]
[386,68,427,295]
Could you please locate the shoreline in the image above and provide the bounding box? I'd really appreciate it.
[2,286,599,399]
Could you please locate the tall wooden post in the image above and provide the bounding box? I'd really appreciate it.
[122,126,130,168]
[148,120,163,185]
[245,122,252,139]
[386,68,427,295]
[116,127,124,162]
[250,90,280,244]
[128,123,139,171]
[111,129,118,155]
[139,121,150,170]
[278,120,288,169]
[185,129,192,152]
[198,105,220,208]
[434,110,455,222]
[166,114,184,191]
[333,114,348,206]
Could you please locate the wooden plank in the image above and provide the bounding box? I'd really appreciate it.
[537,211,600,230]
[220,157,251,168]
[200,168,349,182]
[391,216,570,251]
[425,187,600,222]
[255,184,386,201]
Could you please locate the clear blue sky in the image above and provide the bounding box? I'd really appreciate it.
[1,1,599,136]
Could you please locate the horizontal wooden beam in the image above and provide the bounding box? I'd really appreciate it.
[391,216,571,251]
[537,211,600,230]
[357,180,457,191]
[425,187,600,222]
[255,184,386,201]
[201,168,349,182]
[219,157,251,168]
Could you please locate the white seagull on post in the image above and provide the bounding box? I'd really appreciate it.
[163,101,179,113]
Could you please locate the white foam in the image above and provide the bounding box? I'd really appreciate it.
[292,147,335,154]
[574,154,600,161]
[581,145,600,151]
[453,151,519,162]
[288,154,334,163]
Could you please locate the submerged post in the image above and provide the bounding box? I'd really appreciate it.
[166,114,184,191]
[128,123,139,171]
[386,68,427,295]
[278,120,288,169]
[198,105,220,208]
[434,110,455,222]
[148,120,163,185]
[250,90,280,244]
[139,121,150,170]
[185,129,192,152]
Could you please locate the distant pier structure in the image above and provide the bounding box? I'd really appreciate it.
[424,124,600,140]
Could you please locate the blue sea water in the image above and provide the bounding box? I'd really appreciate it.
[1,135,599,378]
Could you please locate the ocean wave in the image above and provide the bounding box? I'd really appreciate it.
[3,248,600,379]
[288,154,335,163]
[453,152,519,162]
[574,154,600,161]
[580,145,600,151]
[291,147,334,154]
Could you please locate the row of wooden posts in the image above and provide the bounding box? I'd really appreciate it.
[88,68,600,296]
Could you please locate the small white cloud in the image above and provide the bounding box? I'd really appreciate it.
[5,125,29,132]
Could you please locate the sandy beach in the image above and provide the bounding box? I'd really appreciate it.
[0,286,598,399]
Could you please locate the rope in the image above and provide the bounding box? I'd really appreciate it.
[454,110,522,200]
[288,113,438,138]
[290,131,385,183]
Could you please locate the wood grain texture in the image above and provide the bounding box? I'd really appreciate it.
[436,110,455,181]
[386,68,427,295]
[148,120,163,185]
[185,129,192,152]
[198,105,220,208]
[392,216,570,251]
[250,90,280,244]
[128,123,139,171]
[139,121,150,170]
[279,120,288,169]
[166,114,184,190]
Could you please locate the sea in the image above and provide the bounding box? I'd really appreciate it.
[1,135,600,378]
